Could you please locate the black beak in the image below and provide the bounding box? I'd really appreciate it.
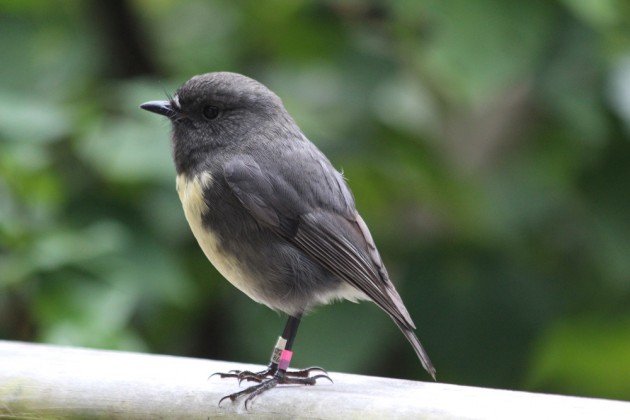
[140,100,174,117]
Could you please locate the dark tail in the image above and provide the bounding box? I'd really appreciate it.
[391,316,436,380]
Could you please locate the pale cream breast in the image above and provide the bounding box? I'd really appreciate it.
[175,173,262,302]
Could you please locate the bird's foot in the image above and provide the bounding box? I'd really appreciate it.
[210,365,328,383]
[218,371,332,410]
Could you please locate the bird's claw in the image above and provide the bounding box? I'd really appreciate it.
[308,373,333,384]
[210,367,273,383]
[286,366,328,377]
[208,371,241,380]
[211,365,328,383]
[218,372,332,409]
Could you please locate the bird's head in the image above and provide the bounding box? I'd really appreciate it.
[141,72,291,173]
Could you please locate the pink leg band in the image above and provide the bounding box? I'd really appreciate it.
[278,349,293,371]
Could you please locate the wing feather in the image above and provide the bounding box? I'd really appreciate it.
[223,155,435,377]
[295,213,415,328]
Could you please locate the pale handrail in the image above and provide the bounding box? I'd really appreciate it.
[1,340,629,419]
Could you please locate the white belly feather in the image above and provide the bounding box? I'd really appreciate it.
[176,173,261,301]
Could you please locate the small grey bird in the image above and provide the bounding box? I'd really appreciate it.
[141,72,435,407]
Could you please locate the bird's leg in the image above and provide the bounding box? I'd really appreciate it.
[211,315,327,383]
[217,314,332,408]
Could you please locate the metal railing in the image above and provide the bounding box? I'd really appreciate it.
[1,340,629,419]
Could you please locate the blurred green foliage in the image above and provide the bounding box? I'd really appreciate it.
[1,0,629,401]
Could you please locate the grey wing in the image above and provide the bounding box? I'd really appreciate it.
[224,155,436,378]
[224,155,410,324]
[292,211,416,329]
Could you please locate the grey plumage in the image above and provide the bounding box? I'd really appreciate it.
[143,71,435,379]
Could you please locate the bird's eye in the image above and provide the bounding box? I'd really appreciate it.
[202,105,220,120]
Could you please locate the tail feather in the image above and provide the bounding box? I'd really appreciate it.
[391,316,436,380]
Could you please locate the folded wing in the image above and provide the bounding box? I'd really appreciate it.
[224,155,435,378]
